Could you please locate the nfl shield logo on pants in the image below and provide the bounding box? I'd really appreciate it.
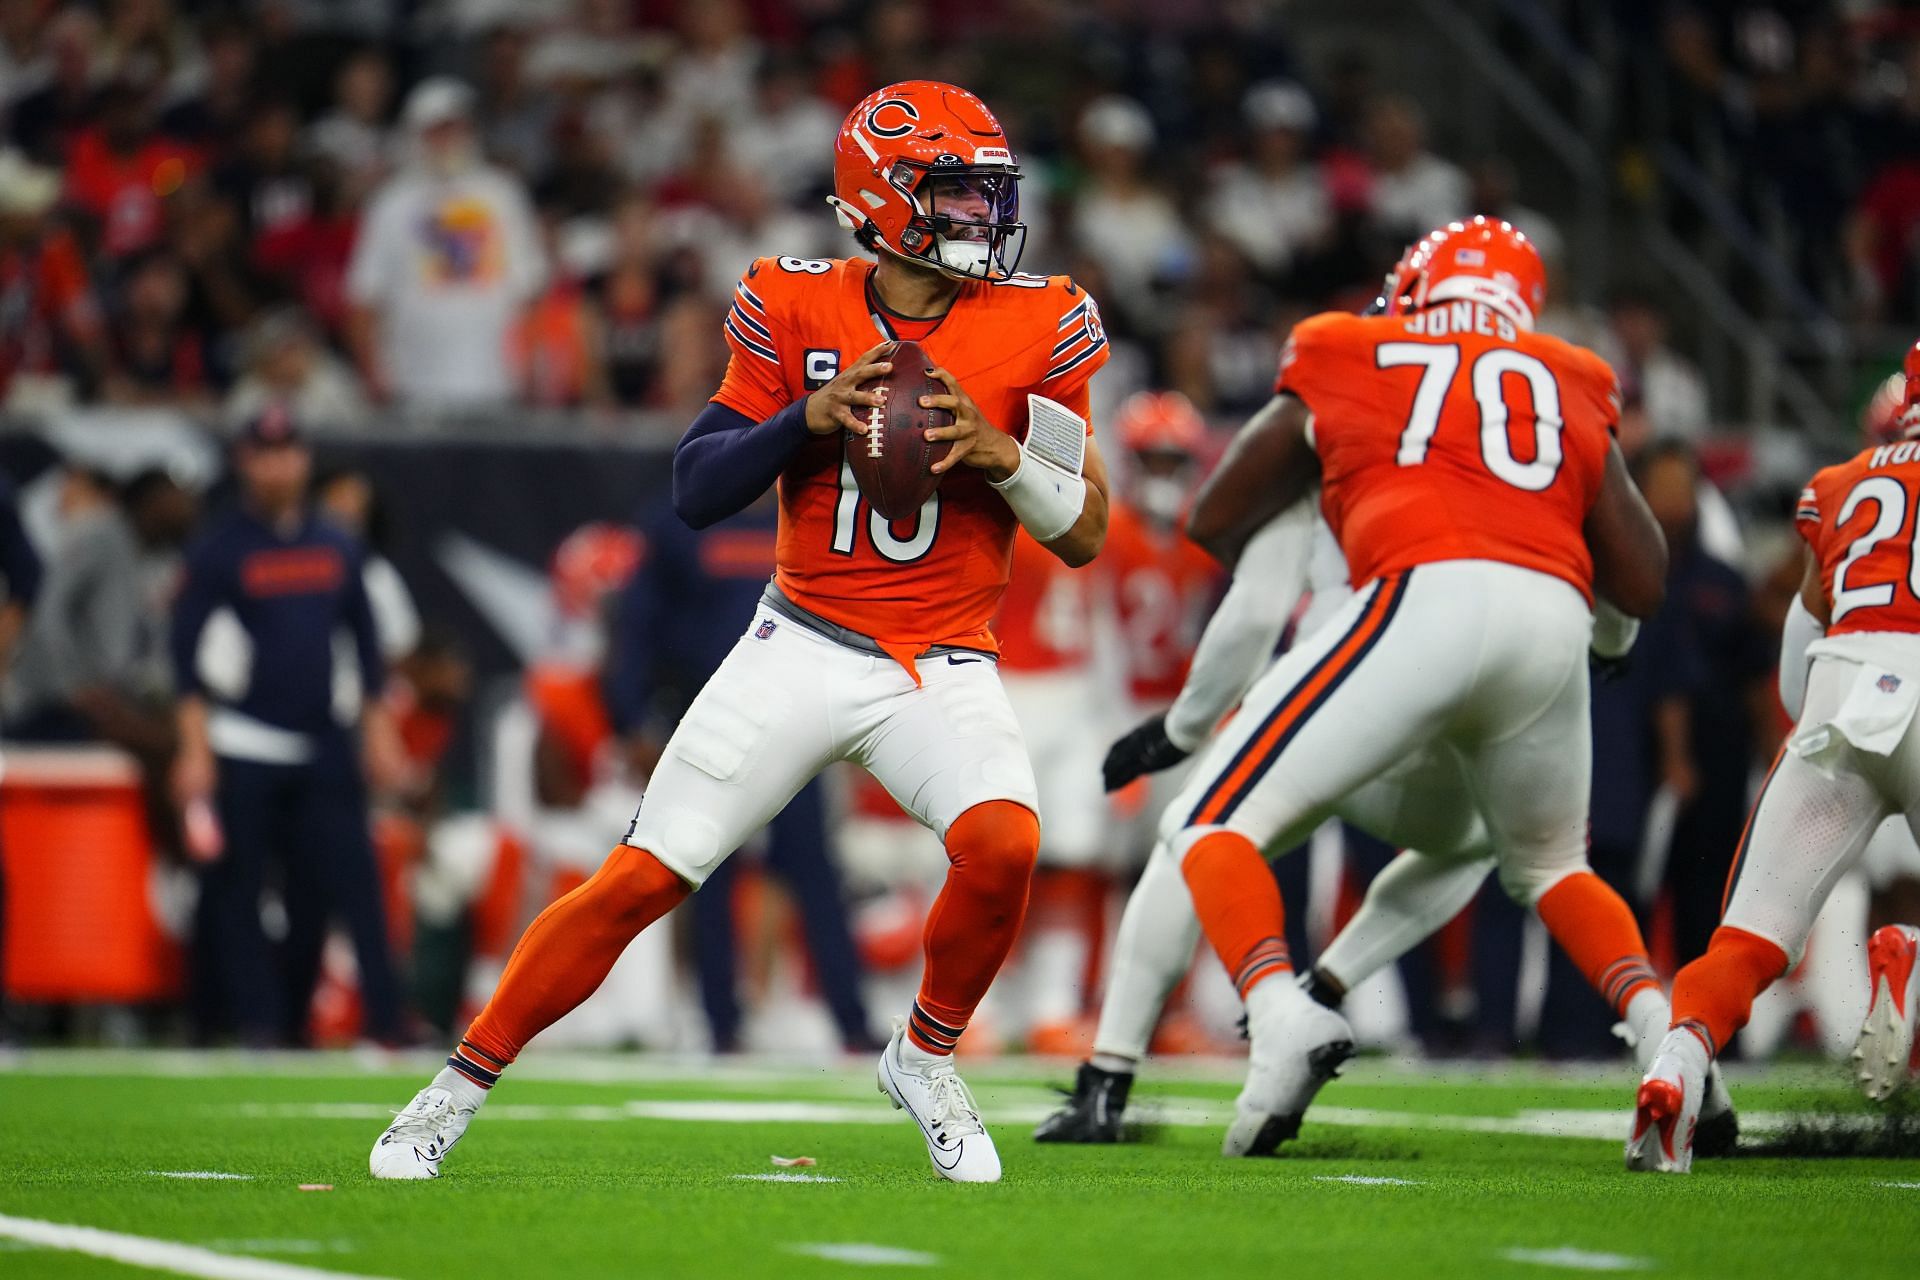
[1879,672,1901,693]
[755,617,778,640]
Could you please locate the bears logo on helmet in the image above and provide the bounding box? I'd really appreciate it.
[829,81,1026,282]
[1381,216,1547,332]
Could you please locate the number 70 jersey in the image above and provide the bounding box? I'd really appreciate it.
[1276,308,1621,602]
[1798,440,1920,637]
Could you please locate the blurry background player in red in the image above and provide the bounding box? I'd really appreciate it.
[994,524,1109,1054]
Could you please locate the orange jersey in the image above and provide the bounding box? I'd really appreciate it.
[1797,440,1920,638]
[1277,307,1619,601]
[711,255,1108,656]
[1103,502,1222,703]
[994,529,1095,673]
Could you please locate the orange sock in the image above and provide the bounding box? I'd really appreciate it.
[1534,871,1660,1017]
[1669,925,1790,1056]
[460,844,690,1074]
[909,801,1039,1055]
[1182,831,1290,999]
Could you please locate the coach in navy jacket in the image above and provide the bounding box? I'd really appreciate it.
[170,407,408,1045]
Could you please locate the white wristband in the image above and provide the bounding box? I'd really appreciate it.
[1591,599,1640,659]
[989,444,1086,543]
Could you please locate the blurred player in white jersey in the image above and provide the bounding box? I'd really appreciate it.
[995,527,1111,1052]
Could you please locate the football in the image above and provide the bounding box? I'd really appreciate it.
[847,338,954,521]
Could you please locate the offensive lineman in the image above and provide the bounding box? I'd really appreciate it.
[1158,218,1684,1157]
[1630,344,1920,1171]
[369,81,1110,1184]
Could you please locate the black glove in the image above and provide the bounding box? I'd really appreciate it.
[1589,648,1632,682]
[1102,714,1192,793]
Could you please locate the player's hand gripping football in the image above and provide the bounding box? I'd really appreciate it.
[804,341,895,436]
[1102,714,1193,793]
[921,367,1021,481]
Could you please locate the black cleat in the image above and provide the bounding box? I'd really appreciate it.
[1694,1104,1739,1158]
[1033,1063,1134,1143]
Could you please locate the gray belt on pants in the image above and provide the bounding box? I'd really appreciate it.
[757,582,996,663]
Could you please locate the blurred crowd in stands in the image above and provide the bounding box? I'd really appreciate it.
[0,0,1910,1066]
[0,0,1727,439]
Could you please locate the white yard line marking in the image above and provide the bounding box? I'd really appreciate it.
[786,1243,938,1267]
[732,1172,843,1183]
[1878,1180,1920,1189]
[1313,1175,1420,1186]
[0,1213,396,1280]
[1502,1247,1652,1272]
[199,1241,353,1256]
[233,1098,1818,1144]
[149,1171,255,1181]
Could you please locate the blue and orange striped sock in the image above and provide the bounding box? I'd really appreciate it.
[446,1038,509,1091]
[1181,831,1292,1000]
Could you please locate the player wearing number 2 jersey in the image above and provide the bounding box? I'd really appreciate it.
[1157,217,1678,1159]
[1629,345,1920,1172]
[369,81,1109,1185]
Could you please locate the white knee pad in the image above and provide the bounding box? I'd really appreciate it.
[1497,850,1587,907]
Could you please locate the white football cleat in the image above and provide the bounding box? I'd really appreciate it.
[370,1085,476,1180]
[1615,1009,1738,1157]
[1853,924,1920,1103]
[1223,979,1354,1158]
[1626,1030,1705,1174]
[877,1021,1001,1183]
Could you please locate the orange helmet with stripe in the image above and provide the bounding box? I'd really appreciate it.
[550,522,643,619]
[1382,216,1547,332]
[1117,391,1206,457]
[828,81,1025,281]
[1864,339,1920,444]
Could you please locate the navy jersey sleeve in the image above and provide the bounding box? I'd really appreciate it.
[169,534,228,698]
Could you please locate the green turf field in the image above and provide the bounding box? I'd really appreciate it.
[3,1051,1917,1278]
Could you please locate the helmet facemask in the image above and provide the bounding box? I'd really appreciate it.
[894,166,1025,281]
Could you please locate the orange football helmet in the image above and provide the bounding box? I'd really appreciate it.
[829,80,1024,281]
[550,522,643,619]
[1117,391,1206,457]
[1864,339,1920,444]
[1382,216,1547,331]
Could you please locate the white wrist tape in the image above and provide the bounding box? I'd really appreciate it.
[1591,599,1640,660]
[990,446,1086,542]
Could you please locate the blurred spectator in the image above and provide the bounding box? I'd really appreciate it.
[157,13,256,150]
[62,71,201,262]
[315,464,420,663]
[210,96,312,243]
[512,206,609,408]
[727,54,838,204]
[251,158,360,336]
[0,2,51,104]
[661,0,761,135]
[345,77,546,408]
[306,47,395,201]
[7,7,102,166]
[1362,95,1468,247]
[1600,289,1711,442]
[588,192,671,406]
[102,249,209,405]
[4,463,194,745]
[169,408,408,1045]
[223,307,367,428]
[1070,96,1193,332]
[1205,80,1332,283]
[1468,157,1563,267]
[0,147,107,408]
[474,23,558,185]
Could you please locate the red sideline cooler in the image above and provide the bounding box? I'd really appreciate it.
[0,746,181,1003]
